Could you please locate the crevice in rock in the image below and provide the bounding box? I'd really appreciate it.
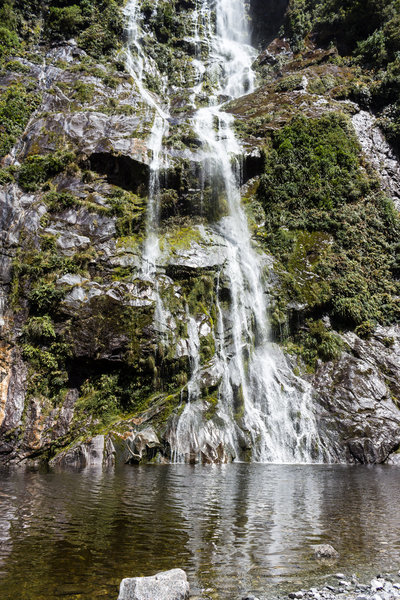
[67,358,124,390]
[249,0,289,49]
[88,152,149,194]
[242,150,265,184]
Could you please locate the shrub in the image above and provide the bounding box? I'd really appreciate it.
[46,5,84,39]
[45,0,124,58]
[0,83,42,159]
[28,282,64,314]
[257,112,400,343]
[43,190,80,212]
[0,26,20,62]
[258,113,368,212]
[23,315,56,343]
[18,152,75,191]
[78,374,121,420]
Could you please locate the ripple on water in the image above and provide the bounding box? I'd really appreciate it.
[0,464,400,599]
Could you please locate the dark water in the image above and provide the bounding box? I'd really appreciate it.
[1,464,400,600]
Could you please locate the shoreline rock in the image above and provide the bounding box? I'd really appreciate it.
[117,568,190,600]
[281,572,400,600]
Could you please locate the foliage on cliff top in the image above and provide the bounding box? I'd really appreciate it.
[45,0,124,57]
[0,0,125,61]
[284,0,400,150]
[285,0,400,61]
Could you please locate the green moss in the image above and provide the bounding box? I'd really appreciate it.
[18,151,76,192]
[43,190,81,212]
[204,395,218,420]
[161,226,203,254]
[107,188,146,236]
[256,111,400,356]
[72,81,96,104]
[276,73,304,92]
[233,384,245,422]
[285,319,344,370]
[199,333,215,364]
[0,82,42,159]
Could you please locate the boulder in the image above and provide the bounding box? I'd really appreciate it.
[50,434,114,468]
[313,544,339,560]
[117,569,190,600]
[126,427,161,463]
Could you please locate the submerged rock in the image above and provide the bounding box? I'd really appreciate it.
[117,569,190,600]
[313,544,339,560]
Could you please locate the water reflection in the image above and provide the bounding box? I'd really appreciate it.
[0,465,400,599]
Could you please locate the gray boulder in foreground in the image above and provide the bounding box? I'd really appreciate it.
[117,569,190,600]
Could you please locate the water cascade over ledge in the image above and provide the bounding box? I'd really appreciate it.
[124,0,330,464]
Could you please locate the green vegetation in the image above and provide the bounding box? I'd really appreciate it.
[18,152,76,191]
[259,113,369,211]
[76,374,121,421]
[0,82,42,159]
[107,188,146,236]
[139,0,212,103]
[0,0,124,65]
[285,319,344,370]
[43,190,81,212]
[284,0,400,150]
[257,112,400,366]
[46,0,124,58]
[0,0,21,64]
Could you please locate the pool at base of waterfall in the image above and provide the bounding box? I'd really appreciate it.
[1,464,400,600]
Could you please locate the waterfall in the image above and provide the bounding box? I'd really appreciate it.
[124,0,171,338]
[124,0,327,463]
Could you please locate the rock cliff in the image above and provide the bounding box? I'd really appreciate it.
[1,0,400,466]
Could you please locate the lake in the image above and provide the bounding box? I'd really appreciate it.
[0,464,399,599]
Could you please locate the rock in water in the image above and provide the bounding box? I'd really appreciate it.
[313,544,339,559]
[117,569,190,600]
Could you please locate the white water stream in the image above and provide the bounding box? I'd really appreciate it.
[125,0,327,463]
[124,0,170,341]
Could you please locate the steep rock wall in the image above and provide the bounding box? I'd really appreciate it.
[0,1,400,466]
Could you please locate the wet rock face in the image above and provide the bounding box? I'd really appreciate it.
[352,111,400,209]
[50,434,115,468]
[313,326,400,464]
[1,0,400,468]
[0,351,27,459]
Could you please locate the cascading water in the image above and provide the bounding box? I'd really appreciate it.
[124,0,169,276]
[124,0,328,463]
[124,0,171,337]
